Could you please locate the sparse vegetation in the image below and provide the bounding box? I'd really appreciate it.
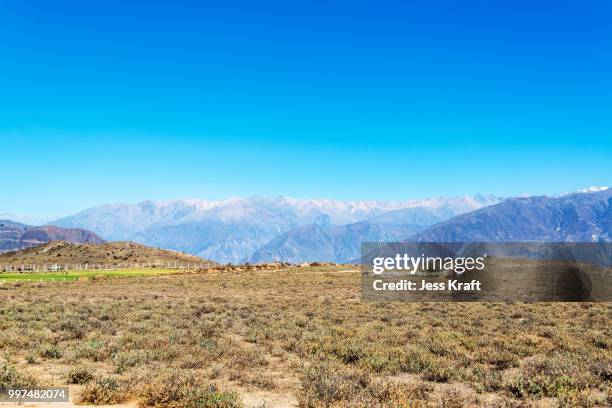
[138,370,242,408]
[67,365,95,384]
[0,265,609,407]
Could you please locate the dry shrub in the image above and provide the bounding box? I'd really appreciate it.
[78,376,126,405]
[590,358,612,381]
[490,395,536,408]
[422,359,455,383]
[39,343,62,359]
[138,369,241,407]
[67,365,95,384]
[556,390,604,408]
[242,373,275,390]
[437,388,472,408]
[179,356,206,369]
[298,361,438,407]
[0,359,37,388]
[502,353,602,398]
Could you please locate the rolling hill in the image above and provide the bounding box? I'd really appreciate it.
[0,240,206,266]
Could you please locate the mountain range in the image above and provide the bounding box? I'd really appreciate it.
[52,195,501,263]
[4,188,609,263]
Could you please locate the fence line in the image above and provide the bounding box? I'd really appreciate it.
[0,261,216,273]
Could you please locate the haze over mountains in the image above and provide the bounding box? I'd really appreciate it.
[52,195,501,263]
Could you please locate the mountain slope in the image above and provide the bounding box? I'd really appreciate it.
[0,220,104,253]
[410,189,612,242]
[52,200,213,240]
[249,194,501,263]
[250,221,420,263]
[0,240,205,266]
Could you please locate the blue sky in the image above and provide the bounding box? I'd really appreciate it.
[1,0,611,216]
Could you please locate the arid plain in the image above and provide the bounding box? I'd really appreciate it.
[0,265,610,407]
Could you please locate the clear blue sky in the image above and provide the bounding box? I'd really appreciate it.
[1,0,610,216]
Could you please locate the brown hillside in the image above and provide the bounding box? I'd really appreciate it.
[21,225,105,244]
[0,240,208,266]
[0,221,104,253]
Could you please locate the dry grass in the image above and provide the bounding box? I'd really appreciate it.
[0,265,609,407]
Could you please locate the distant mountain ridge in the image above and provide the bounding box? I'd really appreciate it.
[52,195,501,263]
[0,220,104,253]
[410,189,612,243]
[0,213,57,226]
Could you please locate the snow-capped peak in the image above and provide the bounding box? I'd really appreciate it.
[557,186,610,197]
[576,186,609,193]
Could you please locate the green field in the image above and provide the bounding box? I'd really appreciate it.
[0,268,182,281]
